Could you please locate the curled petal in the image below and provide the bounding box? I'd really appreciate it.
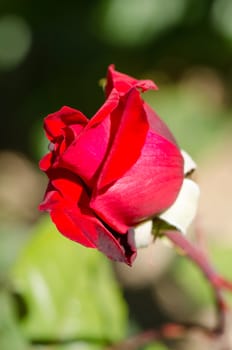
[158,179,200,234]
[105,64,157,97]
[44,106,88,141]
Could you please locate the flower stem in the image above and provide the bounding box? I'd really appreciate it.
[108,230,232,350]
[165,230,229,334]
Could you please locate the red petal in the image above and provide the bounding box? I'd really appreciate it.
[105,64,157,97]
[87,88,119,128]
[91,131,184,233]
[97,88,149,189]
[44,106,88,141]
[51,206,136,265]
[60,89,119,187]
[144,103,178,146]
[40,189,96,248]
[39,170,136,265]
[39,153,53,171]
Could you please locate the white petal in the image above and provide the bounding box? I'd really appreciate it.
[181,149,197,175]
[158,179,200,234]
[134,220,153,248]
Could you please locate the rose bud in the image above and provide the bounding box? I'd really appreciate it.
[39,65,198,265]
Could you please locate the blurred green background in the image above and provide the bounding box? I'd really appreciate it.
[1,0,232,349]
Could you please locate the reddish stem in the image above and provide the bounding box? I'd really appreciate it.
[165,231,232,294]
[108,230,232,350]
[165,230,230,334]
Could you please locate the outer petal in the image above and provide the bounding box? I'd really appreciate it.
[105,64,157,97]
[91,131,184,233]
[97,88,149,189]
[158,178,200,234]
[39,169,136,265]
[144,103,177,146]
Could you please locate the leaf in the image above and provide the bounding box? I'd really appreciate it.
[10,216,127,344]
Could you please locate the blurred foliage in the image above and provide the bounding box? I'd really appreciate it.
[172,254,213,308]
[9,216,127,348]
[160,242,232,322]
[143,343,169,350]
[1,0,232,349]
[0,15,31,69]
[144,81,230,158]
[0,292,27,350]
[0,0,232,157]
[0,225,29,278]
[96,0,188,47]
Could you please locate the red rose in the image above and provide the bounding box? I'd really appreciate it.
[39,65,184,265]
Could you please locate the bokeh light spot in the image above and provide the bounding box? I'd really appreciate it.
[0,15,32,70]
[211,0,232,40]
[99,0,188,47]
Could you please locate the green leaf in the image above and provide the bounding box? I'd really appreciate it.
[11,216,127,344]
